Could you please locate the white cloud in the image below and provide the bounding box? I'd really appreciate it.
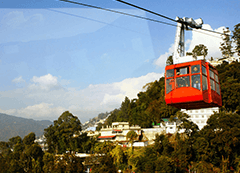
[12,76,25,83]
[0,103,66,120]
[100,72,163,107]
[187,24,225,59]
[29,74,62,91]
[0,72,163,122]
[154,44,174,67]
[1,11,43,29]
[101,93,124,107]
[2,11,27,28]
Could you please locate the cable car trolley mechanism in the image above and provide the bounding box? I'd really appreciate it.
[165,17,222,109]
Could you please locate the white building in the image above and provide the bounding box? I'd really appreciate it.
[93,120,185,144]
[97,122,141,142]
[182,107,219,130]
[209,56,239,66]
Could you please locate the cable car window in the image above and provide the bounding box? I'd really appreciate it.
[191,65,200,74]
[210,79,216,91]
[202,75,208,91]
[215,73,219,83]
[176,76,190,88]
[166,69,174,78]
[202,65,207,75]
[176,67,189,75]
[192,75,201,90]
[216,83,220,95]
[166,78,174,94]
[210,70,215,79]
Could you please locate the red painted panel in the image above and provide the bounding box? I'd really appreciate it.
[165,60,222,109]
[98,135,116,139]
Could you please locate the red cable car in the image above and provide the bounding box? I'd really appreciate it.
[165,60,222,109]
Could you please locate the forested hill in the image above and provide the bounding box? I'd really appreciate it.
[100,61,240,129]
[216,61,240,112]
[0,113,52,142]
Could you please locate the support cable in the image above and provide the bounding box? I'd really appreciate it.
[59,0,177,27]
[59,0,229,36]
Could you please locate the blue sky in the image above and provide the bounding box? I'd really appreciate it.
[0,0,239,122]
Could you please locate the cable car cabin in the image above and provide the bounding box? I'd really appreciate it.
[165,60,222,109]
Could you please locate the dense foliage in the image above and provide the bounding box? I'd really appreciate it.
[44,111,96,154]
[216,61,240,113]
[192,44,208,59]
[232,23,240,56]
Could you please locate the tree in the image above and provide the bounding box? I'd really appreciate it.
[129,77,178,128]
[0,141,10,156]
[216,61,240,113]
[126,130,138,153]
[166,55,173,65]
[232,23,240,56]
[43,152,55,173]
[192,44,208,59]
[198,111,240,171]
[23,132,36,146]
[90,142,117,173]
[110,145,128,171]
[44,111,82,154]
[96,122,103,131]
[220,27,234,58]
[8,136,22,148]
[117,96,131,122]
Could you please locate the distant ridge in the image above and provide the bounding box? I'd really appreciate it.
[0,113,52,142]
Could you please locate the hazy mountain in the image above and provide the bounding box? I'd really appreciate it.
[0,113,52,142]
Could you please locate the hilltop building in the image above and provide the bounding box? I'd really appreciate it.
[86,119,184,145]
[182,107,219,130]
[97,122,141,142]
[209,56,239,66]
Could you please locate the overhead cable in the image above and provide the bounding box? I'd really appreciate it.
[116,0,230,36]
[59,0,177,27]
[116,0,177,23]
[59,0,229,37]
